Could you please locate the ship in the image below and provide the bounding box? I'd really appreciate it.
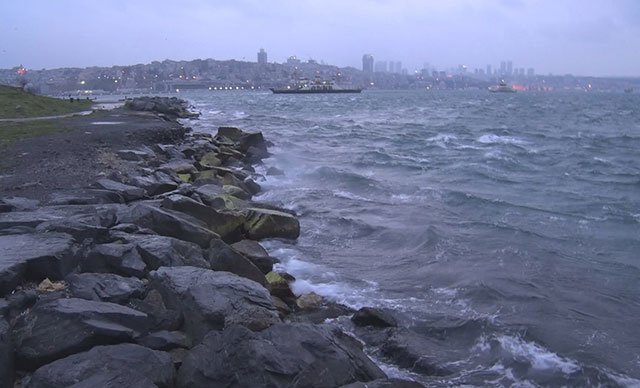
[271,77,362,94]
[488,81,516,93]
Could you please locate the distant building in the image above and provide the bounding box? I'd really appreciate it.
[257,48,267,65]
[374,61,388,73]
[286,56,301,65]
[507,61,513,76]
[527,68,535,77]
[362,54,374,73]
[500,61,506,75]
[486,64,492,77]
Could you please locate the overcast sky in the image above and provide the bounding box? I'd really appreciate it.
[1,0,639,76]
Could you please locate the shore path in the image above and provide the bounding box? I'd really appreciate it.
[0,110,94,122]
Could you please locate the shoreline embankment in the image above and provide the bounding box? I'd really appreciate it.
[0,97,423,387]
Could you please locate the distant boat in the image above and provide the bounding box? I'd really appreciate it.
[489,81,516,93]
[624,88,633,93]
[271,77,362,94]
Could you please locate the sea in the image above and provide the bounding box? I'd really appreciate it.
[183,89,640,387]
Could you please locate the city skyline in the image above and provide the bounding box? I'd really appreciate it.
[1,1,639,77]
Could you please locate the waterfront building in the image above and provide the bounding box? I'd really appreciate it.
[362,54,374,73]
[257,48,267,65]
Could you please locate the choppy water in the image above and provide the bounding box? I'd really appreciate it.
[184,89,640,387]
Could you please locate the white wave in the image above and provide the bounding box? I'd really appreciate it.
[497,335,579,374]
[478,134,527,146]
[232,110,246,118]
[332,190,371,202]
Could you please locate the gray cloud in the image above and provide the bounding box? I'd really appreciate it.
[0,0,638,76]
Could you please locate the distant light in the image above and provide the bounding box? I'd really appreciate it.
[208,87,212,90]
[114,80,118,83]
[175,88,180,92]
[80,80,85,85]
[236,86,239,90]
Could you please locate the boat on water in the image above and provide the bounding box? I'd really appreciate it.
[488,81,516,93]
[271,77,362,94]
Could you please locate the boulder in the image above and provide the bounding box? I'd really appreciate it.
[129,171,179,196]
[149,266,279,341]
[352,307,398,328]
[222,184,251,200]
[46,189,125,205]
[0,196,39,211]
[0,318,13,388]
[267,166,285,176]
[35,217,110,243]
[159,160,197,175]
[81,243,147,278]
[117,148,155,161]
[93,178,147,202]
[296,292,324,310]
[12,298,150,370]
[0,233,76,297]
[198,151,222,168]
[193,184,225,207]
[128,289,182,332]
[123,234,210,270]
[177,323,386,388]
[66,273,146,304]
[340,378,425,388]
[288,302,354,325]
[118,203,219,248]
[230,239,277,274]
[266,271,296,305]
[206,239,266,286]
[380,329,452,376]
[27,343,174,388]
[161,194,245,242]
[136,330,191,351]
[244,207,300,240]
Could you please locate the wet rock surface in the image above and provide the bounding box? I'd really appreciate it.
[66,272,146,304]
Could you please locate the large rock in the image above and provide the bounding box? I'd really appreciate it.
[352,307,398,328]
[118,203,219,248]
[0,196,39,211]
[380,329,452,376]
[0,233,76,297]
[35,217,110,243]
[161,194,245,242]
[0,318,13,388]
[244,207,300,240]
[93,178,147,202]
[47,189,125,205]
[129,171,179,196]
[177,323,386,388]
[136,330,191,351]
[127,289,182,332]
[149,266,279,341]
[27,343,174,388]
[81,243,147,278]
[12,297,150,370]
[66,273,146,304]
[231,239,277,274]
[123,234,210,270]
[206,239,266,286]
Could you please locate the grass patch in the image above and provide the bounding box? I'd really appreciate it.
[0,120,73,145]
[0,85,92,118]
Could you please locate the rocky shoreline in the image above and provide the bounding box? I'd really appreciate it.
[0,98,426,387]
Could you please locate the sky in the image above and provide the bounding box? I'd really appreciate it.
[1,0,639,77]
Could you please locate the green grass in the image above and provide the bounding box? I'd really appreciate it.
[0,120,73,145]
[0,85,92,118]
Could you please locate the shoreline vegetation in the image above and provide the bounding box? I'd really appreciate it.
[0,96,425,387]
[0,85,92,119]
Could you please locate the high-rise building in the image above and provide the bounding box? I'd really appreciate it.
[527,68,535,77]
[394,61,403,74]
[257,48,267,65]
[500,61,506,75]
[507,61,513,76]
[362,54,374,73]
[486,64,492,77]
[374,61,388,73]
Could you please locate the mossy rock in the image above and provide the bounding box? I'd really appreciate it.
[199,152,222,168]
[218,194,248,210]
[244,208,300,240]
[177,173,192,183]
[265,271,287,287]
[223,185,250,200]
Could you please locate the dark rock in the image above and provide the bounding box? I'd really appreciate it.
[128,289,182,332]
[265,271,296,305]
[381,329,452,376]
[129,171,179,196]
[352,307,398,328]
[159,160,197,175]
[289,301,355,325]
[161,194,245,242]
[126,96,198,119]
[246,145,270,162]
[0,233,76,297]
[230,239,278,274]
[0,299,7,318]
[4,289,38,316]
[117,148,155,161]
[27,343,174,388]
[216,126,244,141]
[0,200,13,213]
[149,266,279,341]
[46,189,126,205]
[244,207,301,240]
[93,178,147,202]
[0,196,39,211]
[340,378,425,388]
[109,223,156,235]
[136,330,191,351]
[267,166,285,176]
[81,243,147,278]
[222,184,251,200]
[0,318,13,388]
[0,225,35,235]
[177,323,385,388]
[12,297,150,370]
[296,292,324,310]
[66,273,146,304]
[124,234,210,270]
[0,209,64,230]
[35,217,110,243]
[206,239,266,286]
[243,178,261,196]
[118,203,219,248]
[193,184,225,208]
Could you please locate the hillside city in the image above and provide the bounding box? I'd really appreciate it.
[1,49,638,95]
